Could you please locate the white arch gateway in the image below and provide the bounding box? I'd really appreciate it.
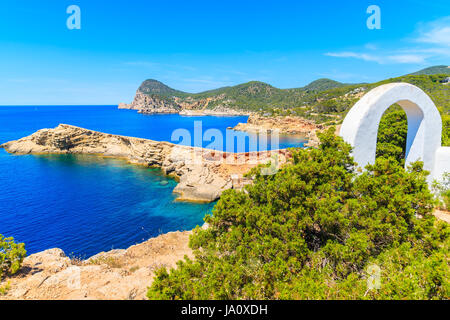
[340,83,449,183]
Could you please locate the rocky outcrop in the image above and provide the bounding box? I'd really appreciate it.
[232,115,325,147]
[0,231,193,300]
[120,86,248,116]
[119,92,180,114]
[1,124,281,202]
[233,115,323,135]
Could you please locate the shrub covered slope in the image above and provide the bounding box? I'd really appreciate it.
[148,129,449,300]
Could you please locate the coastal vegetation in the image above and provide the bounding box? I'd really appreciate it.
[410,65,450,76]
[376,109,408,164]
[0,235,26,284]
[1,66,448,299]
[290,74,449,132]
[135,68,449,117]
[147,129,449,300]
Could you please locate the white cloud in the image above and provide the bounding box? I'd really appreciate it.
[325,52,426,64]
[416,17,450,46]
[325,52,382,63]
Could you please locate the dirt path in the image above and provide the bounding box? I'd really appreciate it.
[434,209,450,223]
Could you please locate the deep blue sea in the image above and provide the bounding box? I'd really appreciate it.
[0,105,306,257]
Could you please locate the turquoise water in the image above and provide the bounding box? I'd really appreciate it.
[0,105,305,257]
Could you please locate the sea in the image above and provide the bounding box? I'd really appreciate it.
[0,105,306,257]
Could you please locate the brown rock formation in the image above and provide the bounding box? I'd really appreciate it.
[232,115,325,147]
[120,89,247,116]
[119,92,180,114]
[233,114,323,135]
[0,231,192,300]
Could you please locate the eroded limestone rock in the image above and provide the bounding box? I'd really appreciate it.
[1,124,277,202]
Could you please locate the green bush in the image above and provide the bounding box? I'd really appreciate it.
[443,115,450,147]
[148,129,449,300]
[376,109,408,164]
[0,235,26,281]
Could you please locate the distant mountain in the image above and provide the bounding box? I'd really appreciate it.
[136,78,346,98]
[121,66,449,123]
[126,80,308,111]
[302,78,347,92]
[409,65,450,76]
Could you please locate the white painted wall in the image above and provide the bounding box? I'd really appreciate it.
[339,83,448,183]
[434,147,450,183]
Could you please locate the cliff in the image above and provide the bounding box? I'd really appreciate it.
[232,115,325,147]
[118,92,180,114]
[1,208,447,300]
[0,125,289,300]
[233,114,323,134]
[1,124,284,202]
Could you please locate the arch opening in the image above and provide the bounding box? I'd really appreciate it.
[375,105,408,165]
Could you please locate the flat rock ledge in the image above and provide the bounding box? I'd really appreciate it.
[0,124,285,202]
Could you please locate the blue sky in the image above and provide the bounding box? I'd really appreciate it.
[0,0,449,105]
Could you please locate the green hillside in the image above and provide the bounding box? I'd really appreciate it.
[300,74,450,119]
[136,78,348,110]
[137,66,448,115]
[138,79,188,97]
[409,65,450,75]
[135,67,449,144]
[301,78,348,92]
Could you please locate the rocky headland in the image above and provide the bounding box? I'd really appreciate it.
[118,92,181,114]
[0,124,289,300]
[119,87,247,116]
[1,124,286,202]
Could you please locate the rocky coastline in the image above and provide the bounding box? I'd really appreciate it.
[119,91,249,116]
[0,124,289,300]
[1,124,447,300]
[118,92,181,114]
[0,124,285,202]
[232,114,326,147]
[0,231,193,300]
